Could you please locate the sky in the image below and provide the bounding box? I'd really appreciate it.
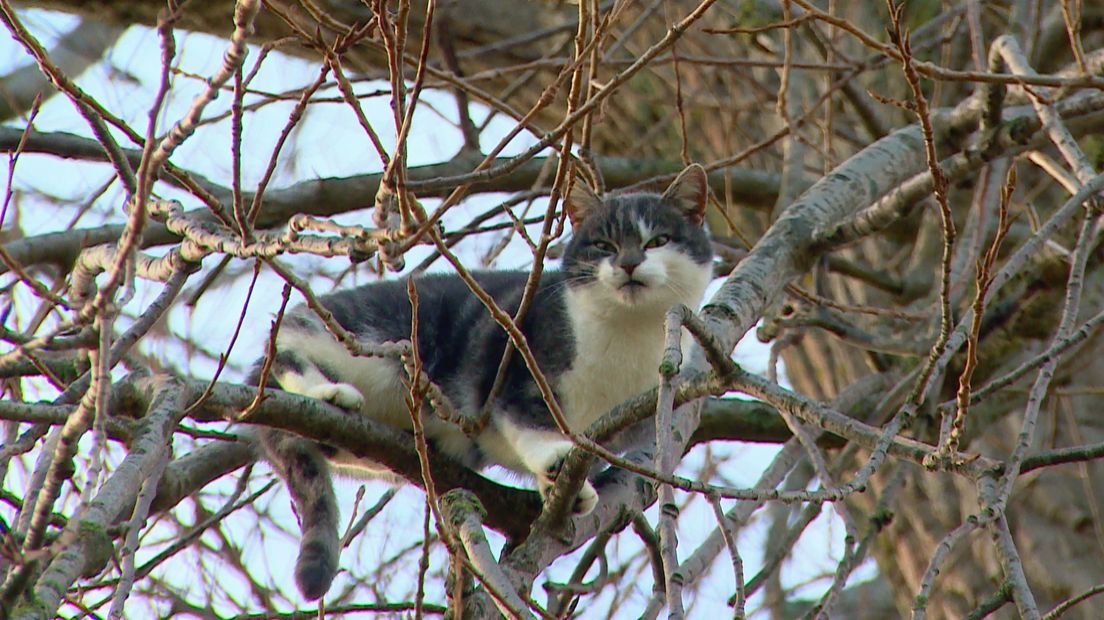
[0,8,873,618]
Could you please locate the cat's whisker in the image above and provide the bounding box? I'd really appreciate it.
[663,280,692,300]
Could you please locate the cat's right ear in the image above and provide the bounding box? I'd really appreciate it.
[565,178,603,227]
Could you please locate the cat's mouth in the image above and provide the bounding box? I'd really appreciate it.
[616,279,650,303]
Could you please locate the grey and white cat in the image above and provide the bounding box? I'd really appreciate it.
[258,164,714,600]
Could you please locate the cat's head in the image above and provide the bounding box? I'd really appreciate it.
[561,164,714,315]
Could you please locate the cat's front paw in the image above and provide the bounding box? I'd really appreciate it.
[305,382,365,412]
[538,453,598,516]
[572,478,599,515]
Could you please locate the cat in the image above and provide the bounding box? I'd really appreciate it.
[257,164,714,600]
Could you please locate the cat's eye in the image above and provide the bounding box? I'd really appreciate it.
[592,240,617,253]
[645,235,671,249]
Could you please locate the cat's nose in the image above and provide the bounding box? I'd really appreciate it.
[617,251,644,275]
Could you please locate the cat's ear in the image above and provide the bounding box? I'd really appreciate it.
[565,177,604,227]
[662,163,709,225]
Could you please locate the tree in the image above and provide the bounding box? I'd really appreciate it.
[2,0,1104,617]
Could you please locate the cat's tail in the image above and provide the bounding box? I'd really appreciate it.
[258,429,340,600]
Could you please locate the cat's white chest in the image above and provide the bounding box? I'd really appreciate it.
[557,292,666,430]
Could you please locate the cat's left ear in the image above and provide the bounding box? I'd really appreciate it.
[565,177,604,227]
[662,163,709,225]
